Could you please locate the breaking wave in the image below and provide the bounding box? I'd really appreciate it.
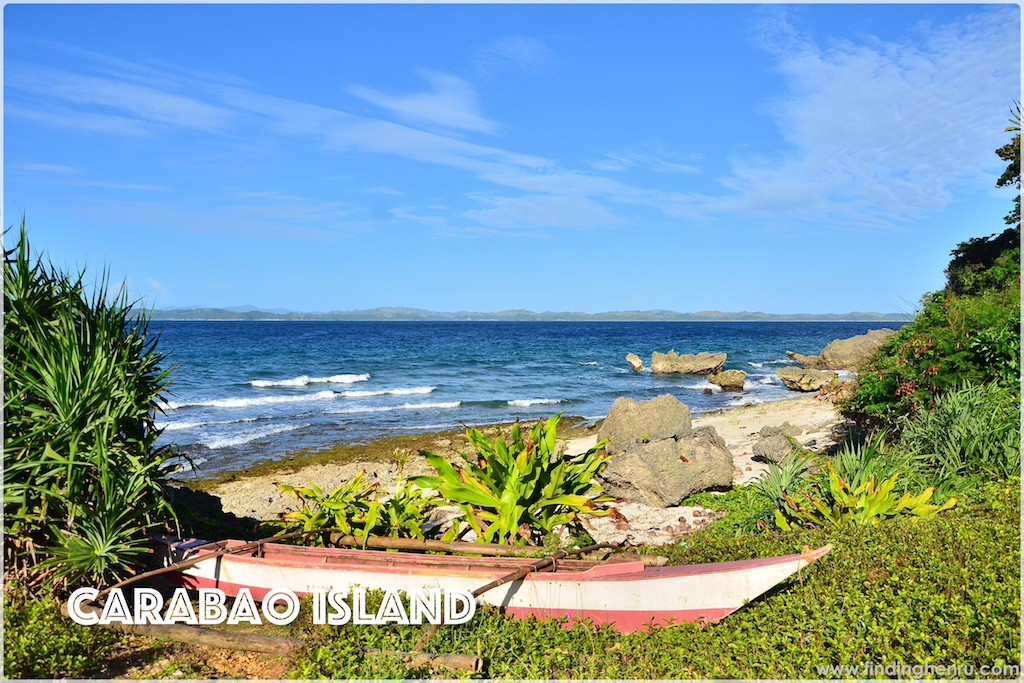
[250,373,369,388]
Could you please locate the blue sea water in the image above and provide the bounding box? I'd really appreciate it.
[153,321,899,475]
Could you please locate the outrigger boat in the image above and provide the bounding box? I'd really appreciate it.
[157,536,831,633]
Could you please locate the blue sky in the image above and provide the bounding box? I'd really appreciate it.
[4,4,1020,314]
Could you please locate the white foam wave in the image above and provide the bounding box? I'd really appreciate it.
[727,396,766,407]
[251,373,369,388]
[578,361,600,366]
[157,417,259,431]
[171,390,338,410]
[508,398,564,407]
[339,386,434,398]
[684,380,720,392]
[156,420,205,432]
[329,401,461,415]
[748,361,765,368]
[203,423,308,450]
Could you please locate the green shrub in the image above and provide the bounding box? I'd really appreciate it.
[898,382,1021,481]
[272,474,441,544]
[3,224,176,585]
[770,463,956,530]
[3,589,122,678]
[411,415,613,545]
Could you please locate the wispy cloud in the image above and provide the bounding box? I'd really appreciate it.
[711,6,1020,225]
[9,9,1018,240]
[6,162,78,174]
[7,63,234,133]
[591,144,701,174]
[349,68,498,134]
[474,35,551,78]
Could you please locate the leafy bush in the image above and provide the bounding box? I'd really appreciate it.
[3,589,122,678]
[272,474,440,544]
[411,415,614,545]
[770,463,956,530]
[3,224,176,585]
[898,382,1021,481]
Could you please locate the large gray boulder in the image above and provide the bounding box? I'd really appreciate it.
[786,329,896,370]
[650,350,727,375]
[598,395,732,507]
[625,353,643,372]
[776,366,837,392]
[600,394,692,454]
[709,369,747,391]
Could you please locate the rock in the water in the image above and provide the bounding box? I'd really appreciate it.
[785,350,822,367]
[598,395,732,507]
[819,329,896,369]
[709,369,747,391]
[650,350,727,375]
[600,394,692,454]
[786,329,896,370]
[625,353,644,372]
[776,366,837,392]
[582,502,724,546]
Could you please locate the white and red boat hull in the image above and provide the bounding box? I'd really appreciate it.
[158,538,830,633]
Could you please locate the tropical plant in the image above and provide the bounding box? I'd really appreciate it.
[751,453,813,510]
[897,382,1021,481]
[771,464,956,530]
[272,473,440,544]
[3,223,176,585]
[411,415,615,545]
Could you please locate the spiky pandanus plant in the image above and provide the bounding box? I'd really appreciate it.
[4,222,177,587]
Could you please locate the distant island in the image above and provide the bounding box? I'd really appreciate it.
[149,306,912,322]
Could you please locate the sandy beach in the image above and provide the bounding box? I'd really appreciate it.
[198,394,841,523]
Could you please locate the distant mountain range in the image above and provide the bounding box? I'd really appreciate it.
[150,306,912,322]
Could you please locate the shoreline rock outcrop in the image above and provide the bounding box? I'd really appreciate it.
[787,328,896,370]
[709,369,746,391]
[776,366,837,392]
[650,350,726,375]
[597,394,733,507]
[626,353,643,372]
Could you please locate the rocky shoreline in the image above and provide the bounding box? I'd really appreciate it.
[178,394,842,544]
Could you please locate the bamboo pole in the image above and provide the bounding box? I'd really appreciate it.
[410,541,617,653]
[61,603,483,671]
[326,533,609,558]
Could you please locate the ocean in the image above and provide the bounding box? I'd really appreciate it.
[153,321,898,475]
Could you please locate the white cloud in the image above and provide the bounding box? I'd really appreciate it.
[349,68,498,133]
